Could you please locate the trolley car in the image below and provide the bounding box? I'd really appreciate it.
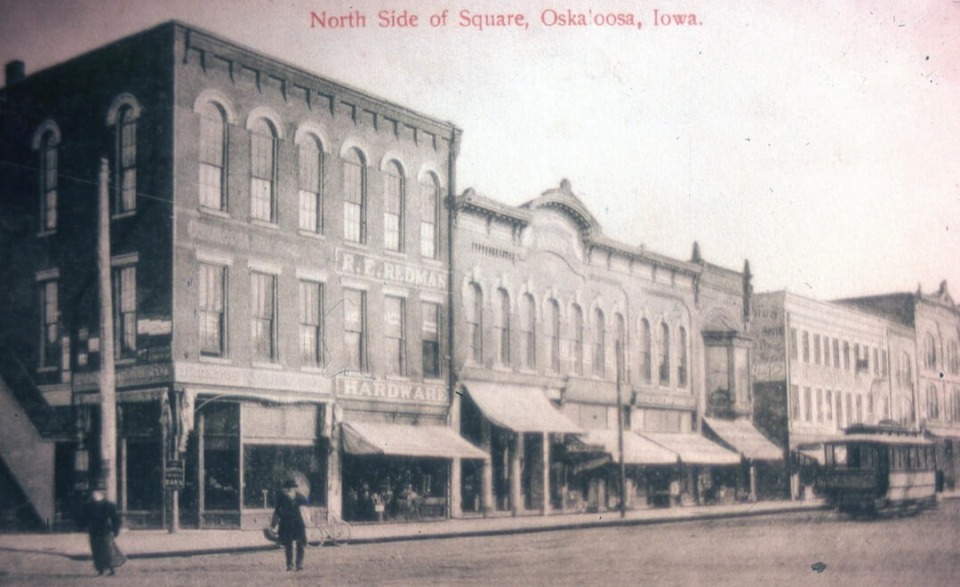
[820,423,938,516]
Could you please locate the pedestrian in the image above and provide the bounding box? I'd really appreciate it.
[82,486,125,576]
[271,479,308,572]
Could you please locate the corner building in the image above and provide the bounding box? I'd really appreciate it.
[451,181,750,516]
[0,22,470,529]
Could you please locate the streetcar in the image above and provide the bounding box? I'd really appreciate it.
[819,422,938,517]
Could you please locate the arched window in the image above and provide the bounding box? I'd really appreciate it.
[249,118,278,222]
[496,288,510,365]
[640,319,652,383]
[297,134,324,233]
[198,102,227,210]
[593,309,605,376]
[343,148,366,243]
[465,283,483,363]
[948,340,959,376]
[659,323,670,385]
[548,299,560,372]
[677,326,688,387]
[420,173,440,259]
[572,305,584,375]
[38,129,58,231]
[384,160,404,252]
[925,332,938,370]
[114,105,137,213]
[521,294,536,369]
[927,385,940,421]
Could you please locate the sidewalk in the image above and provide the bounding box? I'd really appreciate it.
[0,499,832,561]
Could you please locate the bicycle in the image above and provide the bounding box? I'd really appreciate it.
[303,507,352,547]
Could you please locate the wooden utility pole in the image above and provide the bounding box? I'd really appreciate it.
[97,157,117,502]
[616,341,626,518]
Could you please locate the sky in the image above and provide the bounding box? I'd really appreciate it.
[1,0,957,301]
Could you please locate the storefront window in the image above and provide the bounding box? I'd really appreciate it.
[119,402,161,512]
[202,403,239,511]
[242,445,325,509]
[342,455,448,522]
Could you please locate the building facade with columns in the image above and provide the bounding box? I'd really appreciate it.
[0,21,471,530]
[450,181,748,516]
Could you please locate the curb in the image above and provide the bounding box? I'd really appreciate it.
[69,502,831,561]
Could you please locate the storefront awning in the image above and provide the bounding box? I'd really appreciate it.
[580,429,678,465]
[342,422,488,460]
[462,381,582,434]
[638,432,741,466]
[702,417,783,461]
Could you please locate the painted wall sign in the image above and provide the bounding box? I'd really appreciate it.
[336,248,446,291]
[336,375,449,404]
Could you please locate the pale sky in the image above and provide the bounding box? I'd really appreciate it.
[1,0,957,300]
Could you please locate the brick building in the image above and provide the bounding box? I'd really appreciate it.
[838,281,960,491]
[0,21,473,529]
[750,291,916,498]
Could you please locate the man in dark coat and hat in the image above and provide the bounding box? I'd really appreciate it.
[271,479,308,571]
[83,486,124,576]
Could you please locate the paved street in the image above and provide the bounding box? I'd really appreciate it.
[2,502,959,586]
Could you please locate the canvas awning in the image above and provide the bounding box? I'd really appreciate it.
[702,417,783,461]
[579,429,678,465]
[638,432,741,466]
[462,381,582,434]
[341,421,488,460]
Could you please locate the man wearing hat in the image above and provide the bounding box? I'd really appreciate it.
[271,479,308,571]
[82,485,124,576]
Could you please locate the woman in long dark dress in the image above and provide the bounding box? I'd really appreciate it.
[84,488,123,576]
[271,479,308,571]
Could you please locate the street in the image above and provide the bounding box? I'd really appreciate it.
[2,502,959,586]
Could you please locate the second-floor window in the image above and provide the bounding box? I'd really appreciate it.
[199,263,226,357]
[115,105,137,213]
[925,333,938,370]
[496,288,510,365]
[298,135,324,233]
[677,326,688,387]
[249,119,277,223]
[521,294,536,369]
[384,161,404,252]
[343,288,367,372]
[113,265,137,358]
[39,279,59,368]
[384,295,405,376]
[299,281,323,367]
[572,305,584,375]
[641,319,652,382]
[465,283,482,363]
[343,149,366,243]
[593,310,605,377]
[548,300,560,372]
[422,302,441,378]
[658,323,670,385]
[251,272,277,362]
[199,103,227,211]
